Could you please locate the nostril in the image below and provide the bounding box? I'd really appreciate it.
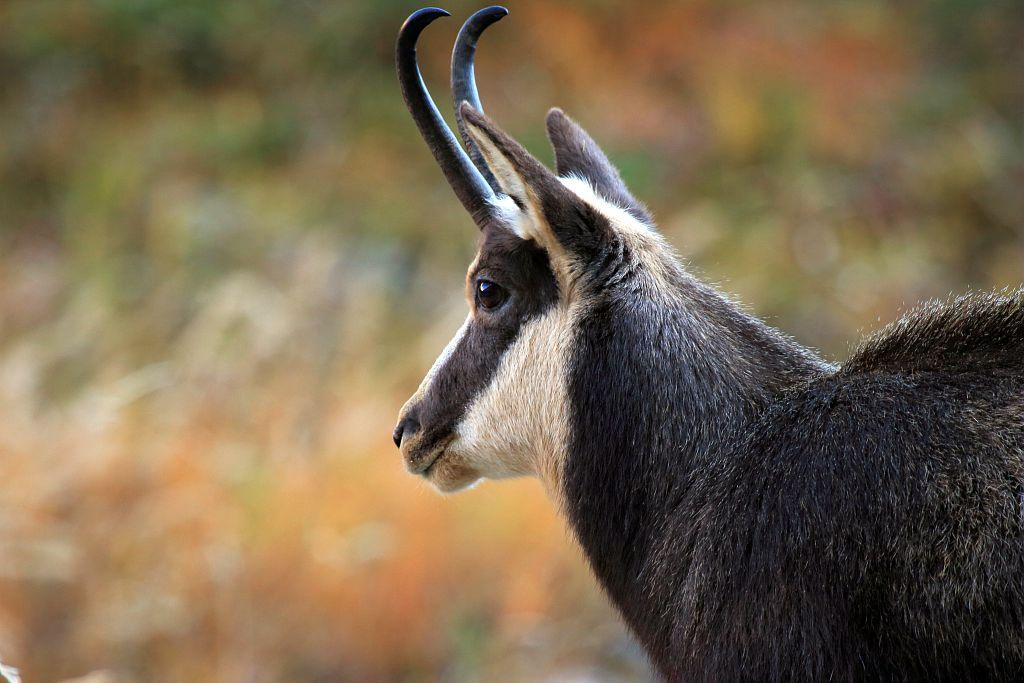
[392,416,420,449]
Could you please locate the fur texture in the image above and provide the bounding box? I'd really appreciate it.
[396,103,1024,680]
[567,280,1024,680]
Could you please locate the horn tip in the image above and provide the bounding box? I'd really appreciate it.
[465,6,509,30]
[478,6,509,22]
[402,7,452,30]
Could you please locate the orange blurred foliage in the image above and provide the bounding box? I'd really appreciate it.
[0,0,1020,680]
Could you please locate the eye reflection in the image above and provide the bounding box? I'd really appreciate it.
[475,279,508,310]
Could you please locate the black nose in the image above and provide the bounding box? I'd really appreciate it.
[392,415,420,448]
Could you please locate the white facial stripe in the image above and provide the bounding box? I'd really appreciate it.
[424,316,469,388]
[450,303,575,503]
[401,316,470,414]
[405,166,675,499]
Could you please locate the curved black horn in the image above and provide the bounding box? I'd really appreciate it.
[452,6,508,194]
[397,8,496,227]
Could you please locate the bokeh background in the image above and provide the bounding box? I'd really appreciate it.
[0,0,1021,680]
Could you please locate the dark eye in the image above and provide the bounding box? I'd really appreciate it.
[475,279,508,311]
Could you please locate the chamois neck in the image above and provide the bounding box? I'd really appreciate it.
[669,273,829,399]
[560,267,827,654]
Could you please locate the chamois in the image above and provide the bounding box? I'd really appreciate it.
[392,6,1024,680]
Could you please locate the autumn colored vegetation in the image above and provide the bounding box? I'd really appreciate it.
[0,1,1021,680]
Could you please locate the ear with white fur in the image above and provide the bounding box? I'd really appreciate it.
[460,102,611,262]
[546,108,652,226]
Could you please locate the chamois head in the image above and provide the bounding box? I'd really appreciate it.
[393,7,674,494]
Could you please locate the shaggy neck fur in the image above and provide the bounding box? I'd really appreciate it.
[561,251,828,658]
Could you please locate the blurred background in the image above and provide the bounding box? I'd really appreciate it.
[0,0,1021,680]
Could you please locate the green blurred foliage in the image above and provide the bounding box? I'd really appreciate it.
[0,0,1020,681]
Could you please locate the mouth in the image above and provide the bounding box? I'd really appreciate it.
[406,434,456,477]
[420,450,445,477]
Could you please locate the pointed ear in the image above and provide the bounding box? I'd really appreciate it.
[459,102,562,213]
[545,108,652,225]
[460,102,603,259]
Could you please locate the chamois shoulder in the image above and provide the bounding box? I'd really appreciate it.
[840,288,1024,375]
